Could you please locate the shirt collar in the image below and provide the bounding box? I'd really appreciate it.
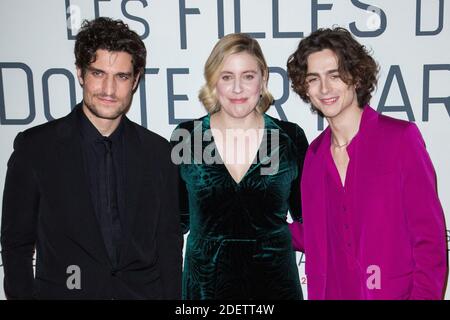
[77,105,124,144]
[311,104,377,156]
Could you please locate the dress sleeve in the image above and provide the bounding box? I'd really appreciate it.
[288,124,308,253]
[288,124,309,222]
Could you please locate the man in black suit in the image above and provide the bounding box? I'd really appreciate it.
[1,17,182,299]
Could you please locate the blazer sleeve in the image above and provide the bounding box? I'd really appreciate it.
[170,123,192,234]
[1,132,39,299]
[156,143,183,299]
[177,173,190,234]
[400,123,447,300]
[287,124,309,252]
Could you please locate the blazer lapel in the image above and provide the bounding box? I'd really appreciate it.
[307,128,331,299]
[117,118,144,264]
[55,107,111,265]
[352,106,384,180]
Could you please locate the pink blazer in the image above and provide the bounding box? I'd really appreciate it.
[290,106,447,299]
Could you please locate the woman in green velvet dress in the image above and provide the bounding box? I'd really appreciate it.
[171,33,308,299]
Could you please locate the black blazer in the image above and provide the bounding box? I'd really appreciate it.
[1,104,183,299]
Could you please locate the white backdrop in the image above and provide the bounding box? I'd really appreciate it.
[0,0,449,300]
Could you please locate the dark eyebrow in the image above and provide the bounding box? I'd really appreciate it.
[117,72,133,77]
[306,69,339,77]
[87,67,104,73]
[87,67,133,77]
[327,69,340,74]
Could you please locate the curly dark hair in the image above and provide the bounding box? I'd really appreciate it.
[287,27,378,112]
[75,17,146,78]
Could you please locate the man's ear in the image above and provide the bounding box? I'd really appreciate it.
[76,67,84,86]
[132,73,141,91]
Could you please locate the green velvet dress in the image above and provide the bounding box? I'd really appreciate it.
[171,113,308,300]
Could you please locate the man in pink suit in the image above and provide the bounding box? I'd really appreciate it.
[286,27,447,300]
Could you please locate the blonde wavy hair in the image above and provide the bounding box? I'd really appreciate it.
[199,33,273,114]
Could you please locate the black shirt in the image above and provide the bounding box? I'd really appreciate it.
[77,106,124,267]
